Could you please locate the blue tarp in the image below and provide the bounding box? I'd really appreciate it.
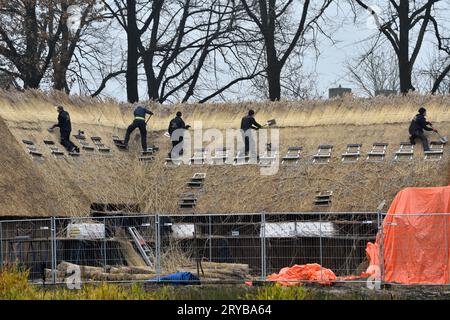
[146,272,201,285]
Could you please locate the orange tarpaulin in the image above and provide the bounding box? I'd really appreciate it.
[267,263,337,286]
[365,242,380,278]
[366,186,450,284]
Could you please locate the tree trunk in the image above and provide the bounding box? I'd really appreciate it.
[398,0,414,94]
[23,1,41,89]
[23,73,41,89]
[53,64,68,92]
[261,0,281,101]
[266,43,281,101]
[142,0,163,102]
[142,54,160,101]
[267,63,281,101]
[126,0,139,103]
[53,3,70,94]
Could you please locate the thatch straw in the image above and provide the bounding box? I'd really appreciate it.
[0,90,449,217]
[1,90,450,130]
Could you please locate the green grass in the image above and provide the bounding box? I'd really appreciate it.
[0,268,430,300]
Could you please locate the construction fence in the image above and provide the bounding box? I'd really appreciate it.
[0,211,448,286]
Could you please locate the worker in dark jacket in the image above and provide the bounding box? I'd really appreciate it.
[168,111,190,158]
[123,105,154,151]
[409,107,437,151]
[49,106,79,153]
[240,110,262,156]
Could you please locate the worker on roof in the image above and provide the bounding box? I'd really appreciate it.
[409,107,437,152]
[48,106,80,154]
[241,109,262,156]
[168,111,190,159]
[123,104,154,151]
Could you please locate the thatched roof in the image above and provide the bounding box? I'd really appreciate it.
[0,91,448,217]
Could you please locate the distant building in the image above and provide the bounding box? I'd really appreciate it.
[375,89,397,97]
[329,85,352,99]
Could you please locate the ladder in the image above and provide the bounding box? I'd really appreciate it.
[128,227,154,267]
[281,146,302,165]
[312,145,333,164]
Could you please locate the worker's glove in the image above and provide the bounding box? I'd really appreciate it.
[185,125,191,130]
[433,128,438,133]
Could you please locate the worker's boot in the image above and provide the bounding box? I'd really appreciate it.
[70,146,80,154]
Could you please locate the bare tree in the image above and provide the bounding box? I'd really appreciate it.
[103,0,260,104]
[346,42,399,97]
[240,0,333,101]
[0,0,66,89]
[102,0,142,102]
[52,0,101,93]
[0,0,107,94]
[251,51,318,100]
[352,0,443,94]
[69,21,126,98]
[418,52,450,94]
[428,13,450,94]
[138,0,244,103]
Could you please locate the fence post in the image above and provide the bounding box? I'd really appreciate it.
[446,213,449,283]
[260,212,266,281]
[376,201,386,289]
[208,215,212,262]
[155,214,160,282]
[0,221,3,270]
[51,217,57,285]
[378,213,384,289]
[319,212,323,282]
[103,218,107,270]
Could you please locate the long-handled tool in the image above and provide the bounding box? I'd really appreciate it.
[435,130,448,144]
[430,125,448,144]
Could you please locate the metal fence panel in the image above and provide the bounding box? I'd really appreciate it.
[52,215,156,284]
[263,212,379,283]
[158,213,263,284]
[9,212,450,286]
[0,218,52,282]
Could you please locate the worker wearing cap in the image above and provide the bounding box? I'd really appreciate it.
[49,106,80,153]
[240,110,262,156]
[168,111,190,158]
[409,107,437,152]
[123,105,154,151]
